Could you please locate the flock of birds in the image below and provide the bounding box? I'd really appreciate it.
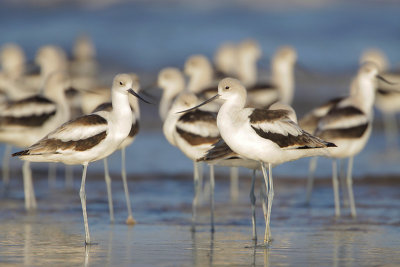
[0,36,399,246]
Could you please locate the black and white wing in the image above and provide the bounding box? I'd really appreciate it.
[175,109,220,146]
[299,96,345,133]
[315,106,369,140]
[0,96,57,128]
[249,108,335,149]
[13,113,109,156]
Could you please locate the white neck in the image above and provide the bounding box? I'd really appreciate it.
[237,56,257,87]
[351,76,376,115]
[187,69,213,93]
[218,91,246,125]
[272,60,294,105]
[43,85,71,126]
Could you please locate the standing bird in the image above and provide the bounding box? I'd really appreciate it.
[163,93,220,231]
[360,49,400,153]
[245,45,297,108]
[157,67,185,121]
[184,55,215,95]
[304,63,392,217]
[197,102,298,240]
[12,74,147,245]
[178,78,335,245]
[0,72,72,210]
[93,73,141,225]
[0,43,28,188]
[213,42,238,79]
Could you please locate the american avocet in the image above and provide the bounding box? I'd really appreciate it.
[70,34,98,78]
[184,55,215,95]
[0,43,27,188]
[236,39,262,88]
[164,92,220,231]
[157,67,185,121]
[12,74,147,245]
[197,102,297,239]
[307,63,392,217]
[179,78,335,245]
[184,54,243,199]
[245,46,297,108]
[31,45,68,90]
[0,72,72,210]
[0,44,36,101]
[360,49,400,153]
[213,42,238,79]
[93,73,141,225]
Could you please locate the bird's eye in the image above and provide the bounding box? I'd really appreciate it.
[119,81,123,86]
[225,86,230,90]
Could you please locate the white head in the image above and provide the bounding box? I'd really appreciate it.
[35,45,68,77]
[360,48,388,72]
[237,39,262,86]
[218,77,247,101]
[73,34,96,61]
[184,54,213,77]
[238,39,262,62]
[176,78,247,114]
[158,67,185,94]
[170,92,199,113]
[112,73,139,95]
[351,62,380,113]
[272,46,297,69]
[43,71,71,99]
[357,62,379,83]
[214,42,237,75]
[1,43,25,77]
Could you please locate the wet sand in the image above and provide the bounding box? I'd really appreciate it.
[1,170,399,266]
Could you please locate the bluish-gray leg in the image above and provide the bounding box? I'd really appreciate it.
[103,158,114,223]
[80,163,91,245]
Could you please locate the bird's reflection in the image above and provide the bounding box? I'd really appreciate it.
[84,244,91,267]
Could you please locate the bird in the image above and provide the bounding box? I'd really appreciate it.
[163,92,220,231]
[213,42,238,79]
[178,77,335,245]
[184,54,243,199]
[245,45,297,108]
[12,73,147,245]
[0,71,73,209]
[0,43,28,188]
[236,39,262,88]
[197,102,297,240]
[184,55,216,95]
[302,62,393,217]
[157,67,185,121]
[360,49,400,154]
[92,73,141,225]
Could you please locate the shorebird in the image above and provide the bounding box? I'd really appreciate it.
[236,39,262,88]
[301,62,393,217]
[245,45,297,108]
[12,74,147,245]
[184,55,242,199]
[197,102,297,239]
[157,67,185,121]
[184,55,216,95]
[93,73,141,225]
[360,49,400,153]
[213,42,238,79]
[0,43,28,188]
[163,92,220,231]
[178,78,335,245]
[0,72,72,210]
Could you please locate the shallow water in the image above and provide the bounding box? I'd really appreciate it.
[1,1,400,266]
[1,171,399,266]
